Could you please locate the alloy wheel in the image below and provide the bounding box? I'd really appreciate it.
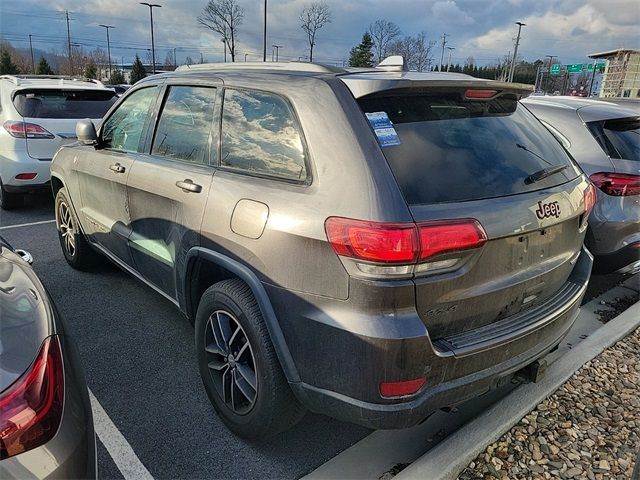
[205,310,257,415]
[57,200,76,257]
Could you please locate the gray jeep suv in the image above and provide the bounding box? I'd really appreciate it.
[50,60,594,438]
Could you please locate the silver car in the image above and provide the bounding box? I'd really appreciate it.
[523,96,640,274]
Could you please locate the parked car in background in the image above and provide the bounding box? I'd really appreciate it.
[0,236,96,478]
[51,60,594,438]
[523,96,640,274]
[0,75,117,210]
[105,84,131,97]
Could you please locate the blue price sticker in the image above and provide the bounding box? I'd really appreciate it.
[366,111,394,129]
[374,127,401,147]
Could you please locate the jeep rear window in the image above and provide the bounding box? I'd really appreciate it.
[13,89,117,119]
[358,92,579,204]
[586,117,640,161]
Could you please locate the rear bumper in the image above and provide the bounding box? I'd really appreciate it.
[592,241,640,274]
[281,248,592,430]
[0,151,52,188]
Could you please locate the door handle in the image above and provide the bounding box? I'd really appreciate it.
[109,163,126,173]
[176,179,202,193]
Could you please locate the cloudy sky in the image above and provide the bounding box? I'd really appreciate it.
[1,0,639,66]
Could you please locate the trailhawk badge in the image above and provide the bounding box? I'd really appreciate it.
[535,200,561,219]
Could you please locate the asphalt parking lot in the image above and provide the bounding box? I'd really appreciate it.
[0,192,630,480]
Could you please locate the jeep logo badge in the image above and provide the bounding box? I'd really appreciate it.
[535,200,561,219]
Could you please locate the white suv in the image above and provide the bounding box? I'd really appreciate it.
[0,75,117,209]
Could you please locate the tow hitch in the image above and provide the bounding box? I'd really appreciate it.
[518,358,548,383]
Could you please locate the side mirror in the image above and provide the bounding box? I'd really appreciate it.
[76,119,98,145]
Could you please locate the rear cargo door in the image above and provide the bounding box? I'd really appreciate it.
[357,89,588,339]
[12,88,117,160]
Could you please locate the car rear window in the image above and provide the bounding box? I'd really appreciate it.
[358,91,579,204]
[13,89,117,119]
[586,117,640,161]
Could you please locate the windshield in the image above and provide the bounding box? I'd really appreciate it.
[13,89,117,119]
[586,117,640,161]
[358,92,580,204]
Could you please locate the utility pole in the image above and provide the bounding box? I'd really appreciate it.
[200,52,204,64]
[544,55,557,94]
[222,40,227,63]
[65,10,72,75]
[508,21,526,82]
[588,59,598,97]
[28,35,35,74]
[173,47,177,68]
[263,0,268,62]
[272,45,282,62]
[140,3,161,74]
[99,25,115,81]
[439,33,448,71]
[446,46,455,72]
[244,53,248,62]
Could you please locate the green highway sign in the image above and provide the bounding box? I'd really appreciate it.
[566,63,584,73]
[550,63,561,75]
[587,62,606,72]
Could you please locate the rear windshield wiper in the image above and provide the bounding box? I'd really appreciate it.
[525,164,568,184]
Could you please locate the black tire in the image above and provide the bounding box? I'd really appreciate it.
[55,188,100,270]
[0,181,24,210]
[195,279,305,439]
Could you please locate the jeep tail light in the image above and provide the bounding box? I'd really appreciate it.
[3,121,55,139]
[590,172,640,197]
[0,336,64,460]
[380,378,426,398]
[325,217,487,277]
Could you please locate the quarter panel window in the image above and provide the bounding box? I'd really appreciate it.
[221,89,307,181]
[101,86,158,153]
[151,86,217,165]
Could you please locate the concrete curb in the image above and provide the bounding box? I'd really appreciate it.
[395,300,640,480]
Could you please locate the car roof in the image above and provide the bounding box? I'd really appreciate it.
[522,96,639,122]
[0,75,111,94]
[154,61,533,99]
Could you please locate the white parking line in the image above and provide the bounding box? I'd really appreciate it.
[0,219,56,230]
[89,389,154,480]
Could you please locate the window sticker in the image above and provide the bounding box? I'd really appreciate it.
[366,111,393,129]
[374,127,401,147]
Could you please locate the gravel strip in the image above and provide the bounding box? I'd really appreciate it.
[459,327,640,480]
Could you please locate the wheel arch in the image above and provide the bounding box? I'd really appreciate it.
[184,247,301,383]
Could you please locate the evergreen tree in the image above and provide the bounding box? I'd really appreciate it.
[36,57,54,75]
[130,55,146,84]
[348,32,374,68]
[84,60,97,79]
[109,69,125,85]
[0,50,19,74]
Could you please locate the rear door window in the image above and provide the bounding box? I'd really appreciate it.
[586,117,640,161]
[358,92,579,204]
[13,89,117,119]
[151,86,217,165]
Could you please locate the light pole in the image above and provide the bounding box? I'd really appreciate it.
[263,0,267,62]
[272,44,282,62]
[439,33,448,71]
[446,46,455,72]
[244,53,248,62]
[140,3,161,74]
[28,34,35,73]
[222,40,227,62]
[99,25,115,81]
[508,22,526,82]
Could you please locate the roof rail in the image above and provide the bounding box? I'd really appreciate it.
[176,61,348,74]
[0,75,107,87]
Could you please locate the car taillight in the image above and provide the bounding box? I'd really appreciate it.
[464,89,498,99]
[580,184,597,231]
[325,218,419,264]
[325,217,487,277]
[590,172,640,196]
[3,121,55,139]
[15,173,38,180]
[418,220,487,260]
[0,336,64,460]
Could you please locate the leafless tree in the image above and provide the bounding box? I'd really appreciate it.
[387,33,435,72]
[300,1,332,62]
[464,56,475,68]
[164,51,175,70]
[368,19,401,64]
[198,0,245,62]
